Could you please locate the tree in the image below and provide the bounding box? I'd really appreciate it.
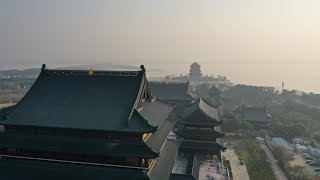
[240,121,254,131]
[222,119,240,131]
[270,123,306,140]
[243,137,270,180]
[193,84,210,98]
[273,146,291,166]
[287,166,308,180]
[313,134,320,144]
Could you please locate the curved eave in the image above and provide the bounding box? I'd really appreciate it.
[0,133,159,159]
[179,98,221,124]
[0,156,150,180]
[180,141,227,152]
[1,108,158,135]
[130,109,158,133]
[178,120,222,127]
[0,105,15,121]
[198,98,219,121]
[174,129,224,138]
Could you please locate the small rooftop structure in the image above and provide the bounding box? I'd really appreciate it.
[292,137,313,145]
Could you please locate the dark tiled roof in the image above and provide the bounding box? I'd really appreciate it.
[0,156,149,180]
[0,133,158,158]
[235,106,272,122]
[0,67,172,133]
[180,140,226,152]
[179,98,221,127]
[174,128,224,138]
[149,82,194,102]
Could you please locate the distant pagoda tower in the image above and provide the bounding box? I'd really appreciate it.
[189,62,202,78]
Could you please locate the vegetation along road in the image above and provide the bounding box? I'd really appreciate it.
[260,144,288,180]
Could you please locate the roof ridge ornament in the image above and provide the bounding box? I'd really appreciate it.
[41,64,46,71]
[140,65,145,73]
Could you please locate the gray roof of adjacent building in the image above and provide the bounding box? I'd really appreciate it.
[149,81,194,102]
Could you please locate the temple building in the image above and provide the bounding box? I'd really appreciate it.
[170,98,226,180]
[149,81,194,105]
[149,82,227,180]
[234,106,272,127]
[0,65,176,180]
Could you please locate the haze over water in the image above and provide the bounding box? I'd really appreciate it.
[1,1,320,93]
[145,62,319,93]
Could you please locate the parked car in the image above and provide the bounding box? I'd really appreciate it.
[315,168,320,172]
[306,160,312,164]
[303,153,310,157]
[304,156,313,160]
[309,162,318,166]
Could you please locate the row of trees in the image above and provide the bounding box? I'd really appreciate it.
[241,137,276,180]
[273,146,309,180]
[221,119,254,131]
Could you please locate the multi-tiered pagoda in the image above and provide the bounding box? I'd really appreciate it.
[170,98,226,179]
[189,62,202,78]
[0,65,175,180]
[149,82,226,180]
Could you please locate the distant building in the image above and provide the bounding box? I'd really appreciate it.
[292,137,313,145]
[294,144,308,154]
[189,62,202,78]
[164,62,233,89]
[234,106,272,126]
[307,145,320,157]
[0,65,175,180]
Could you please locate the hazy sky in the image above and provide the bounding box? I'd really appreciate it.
[1,1,320,91]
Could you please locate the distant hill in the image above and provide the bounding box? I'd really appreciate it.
[1,63,139,78]
[56,63,138,71]
[1,68,40,78]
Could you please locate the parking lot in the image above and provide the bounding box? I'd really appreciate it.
[288,154,317,176]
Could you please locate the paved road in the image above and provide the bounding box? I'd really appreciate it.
[222,149,250,180]
[260,144,288,180]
